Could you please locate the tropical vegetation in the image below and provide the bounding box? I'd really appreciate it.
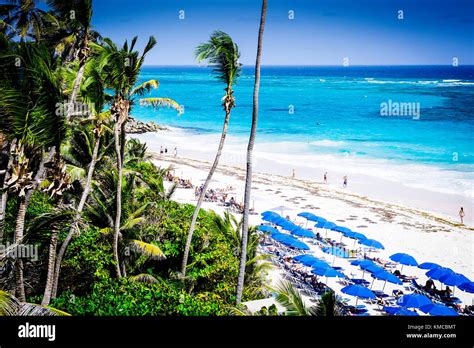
[0,0,270,315]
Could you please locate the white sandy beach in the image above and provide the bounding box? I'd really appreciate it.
[140,139,474,310]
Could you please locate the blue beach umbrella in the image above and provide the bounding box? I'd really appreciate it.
[371,270,403,291]
[439,273,470,287]
[359,238,384,250]
[395,308,419,316]
[418,262,441,270]
[315,221,335,237]
[390,253,418,266]
[439,273,470,295]
[312,267,345,284]
[288,239,310,250]
[262,214,279,223]
[297,212,324,222]
[419,303,458,316]
[294,255,321,267]
[262,211,280,217]
[426,267,454,281]
[397,294,432,309]
[322,246,351,265]
[458,281,474,293]
[345,231,367,248]
[390,252,418,273]
[291,227,316,238]
[341,284,376,306]
[257,225,279,234]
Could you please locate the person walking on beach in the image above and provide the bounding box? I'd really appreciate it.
[343,175,348,188]
[165,147,168,155]
[160,146,164,155]
[174,147,178,157]
[292,168,296,179]
[459,207,465,224]
[324,172,327,183]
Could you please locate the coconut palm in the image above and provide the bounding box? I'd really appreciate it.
[95,36,181,277]
[0,290,69,316]
[236,0,268,304]
[0,43,67,301]
[49,58,112,302]
[45,0,97,121]
[181,31,242,277]
[314,290,342,316]
[0,0,57,41]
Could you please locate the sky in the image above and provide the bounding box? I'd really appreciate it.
[90,0,474,66]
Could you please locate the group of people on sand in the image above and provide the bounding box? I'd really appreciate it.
[160,146,178,157]
[165,170,192,188]
[322,171,348,188]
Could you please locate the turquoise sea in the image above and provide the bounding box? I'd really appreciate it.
[132,66,474,201]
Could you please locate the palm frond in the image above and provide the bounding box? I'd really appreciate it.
[131,79,159,97]
[129,273,160,284]
[271,281,311,316]
[140,97,183,114]
[130,240,166,260]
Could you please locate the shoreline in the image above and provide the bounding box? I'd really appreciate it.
[133,128,473,227]
[148,152,474,308]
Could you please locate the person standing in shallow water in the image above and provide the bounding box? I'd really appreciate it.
[343,175,348,188]
[459,207,465,224]
[324,172,327,183]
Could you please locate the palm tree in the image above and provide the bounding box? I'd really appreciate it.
[181,31,242,277]
[96,36,181,278]
[45,0,96,121]
[272,280,315,316]
[0,0,57,41]
[314,290,342,316]
[236,0,268,305]
[0,290,70,316]
[0,43,67,301]
[49,58,111,302]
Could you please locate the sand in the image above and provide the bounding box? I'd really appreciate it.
[147,151,473,309]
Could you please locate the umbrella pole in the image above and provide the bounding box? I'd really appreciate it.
[370,278,375,290]
[382,280,387,292]
[332,255,336,266]
[355,297,359,307]
[401,265,404,273]
[353,239,357,249]
[340,234,343,243]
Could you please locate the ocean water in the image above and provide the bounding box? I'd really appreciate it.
[132,66,474,203]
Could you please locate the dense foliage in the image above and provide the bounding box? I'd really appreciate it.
[0,0,267,315]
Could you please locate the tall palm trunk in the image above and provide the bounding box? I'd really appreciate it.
[236,0,267,304]
[0,140,14,240]
[51,136,101,299]
[41,225,59,306]
[67,63,86,122]
[113,121,124,278]
[13,148,55,302]
[181,87,234,276]
[14,197,28,302]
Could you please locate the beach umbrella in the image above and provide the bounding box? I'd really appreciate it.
[262,211,280,217]
[439,273,470,287]
[390,253,418,273]
[351,259,372,266]
[371,270,403,291]
[314,220,328,228]
[294,255,322,267]
[297,212,324,222]
[426,267,454,281]
[458,281,474,293]
[257,225,279,234]
[439,273,470,295]
[291,227,315,238]
[419,303,458,316]
[318,221,337,237]
[269,205,293,216]
[322,246,350,265]
[261,214,279,223]
[312,267,345,284]
[418,262,441,270]
[287,239,310,250]
[341,284,376,306]
[395,308,419,316]
[397,294,432,309]
[359,238,384,251]
[345,231,367,248]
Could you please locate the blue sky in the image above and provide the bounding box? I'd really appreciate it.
[90,0,474,65]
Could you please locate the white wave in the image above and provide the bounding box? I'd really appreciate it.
[309,140,345,147]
